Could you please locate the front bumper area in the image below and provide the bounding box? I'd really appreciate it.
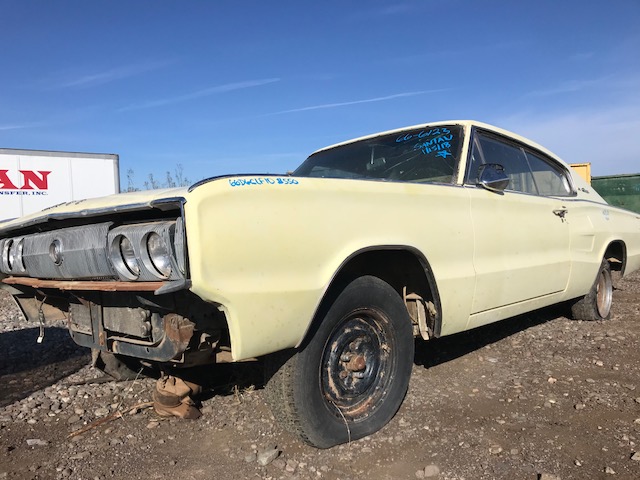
[68,296,195,362]
[3,280,224,364]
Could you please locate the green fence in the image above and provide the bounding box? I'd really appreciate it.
[591,174,640,214]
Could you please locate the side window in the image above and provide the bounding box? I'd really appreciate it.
[466,136,484,185]
[470,133,536,194]
[525,151,572,196]
[466,132,572,197]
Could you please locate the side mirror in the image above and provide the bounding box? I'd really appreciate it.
[478,163,509,193]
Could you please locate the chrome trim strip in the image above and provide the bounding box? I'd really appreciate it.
[0,199,185,236]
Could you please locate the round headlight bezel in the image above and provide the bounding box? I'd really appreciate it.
[5,238,25,273]
[2,239,13,271]
[49,239,63,266]
[109,234,141,280]
[142,232,172,279]
[13,238,25,272]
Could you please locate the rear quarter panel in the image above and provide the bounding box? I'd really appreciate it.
[565,175,640,299]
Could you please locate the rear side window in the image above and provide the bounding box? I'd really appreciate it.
[525,151,572,196]
[467,131,572,196]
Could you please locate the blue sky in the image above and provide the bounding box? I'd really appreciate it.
[1,0,639,189]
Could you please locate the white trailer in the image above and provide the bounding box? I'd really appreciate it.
[0,148,119,221]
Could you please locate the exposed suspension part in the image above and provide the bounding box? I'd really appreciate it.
[403,287,436,340]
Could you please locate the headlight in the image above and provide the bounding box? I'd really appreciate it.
[2,238,26,273]
[2,239,12,271]
[10,239,25,271]
[49,239,63,266]
[110,234,140,279]
[107,220,184,281]
[144,232,172,278]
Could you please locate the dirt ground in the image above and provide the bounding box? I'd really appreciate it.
[1,271,639,480]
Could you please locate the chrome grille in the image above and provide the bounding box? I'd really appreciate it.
[21,223,113,279]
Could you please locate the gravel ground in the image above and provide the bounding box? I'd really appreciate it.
[1,271,639,480]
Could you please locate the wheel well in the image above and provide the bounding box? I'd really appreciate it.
[604,241,626,274]
[299,248,441,349]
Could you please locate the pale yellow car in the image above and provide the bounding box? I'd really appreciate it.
[1,120,639,447]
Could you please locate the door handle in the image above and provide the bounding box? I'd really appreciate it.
[553,208,568,219]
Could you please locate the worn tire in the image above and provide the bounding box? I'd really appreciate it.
[571,259,613,321]
[264,276,414,448]
[92,350,146,381]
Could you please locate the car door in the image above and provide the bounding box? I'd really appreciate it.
[465,130,572,322]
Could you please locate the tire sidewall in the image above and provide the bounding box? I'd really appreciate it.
[571,259,613,321]
[293,275,414,448]
[595,260,613,320]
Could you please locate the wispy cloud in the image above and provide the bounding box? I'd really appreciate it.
[353,3,419,19]
[0,124,27,131]
[373,4,415,15]
[269,90,446,115]
[389,40,526,66]
[525,72,640,99]
[496,103,640,175]
[570,51,595,62]
[0,122,43,131]
[119,78,281,112]
[525,76,614,97]
[291,72,341,82]
[49,60,174,89]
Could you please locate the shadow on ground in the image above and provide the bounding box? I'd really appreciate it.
[414,304,569,368]
[0,304,572,408]
[182,305,571,402]
[0,326,89,407]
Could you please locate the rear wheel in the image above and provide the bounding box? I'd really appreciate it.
[571,259,613,321]
[265,276,414,448]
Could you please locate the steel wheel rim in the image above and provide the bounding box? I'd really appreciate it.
[321,308,394,421]
[596,266,613,318]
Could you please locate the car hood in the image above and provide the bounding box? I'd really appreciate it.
[0,186,189,235]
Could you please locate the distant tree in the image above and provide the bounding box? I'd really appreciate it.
[165,170,176,188]
[144,173,160,190]
[126,168,139,192]
[125,164,191,191]
[173,164,189,187]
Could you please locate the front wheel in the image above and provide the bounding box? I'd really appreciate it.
[571,259,613,321]
[265,276,414,448]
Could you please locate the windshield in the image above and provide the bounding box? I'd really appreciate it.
[294,125,463,184]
